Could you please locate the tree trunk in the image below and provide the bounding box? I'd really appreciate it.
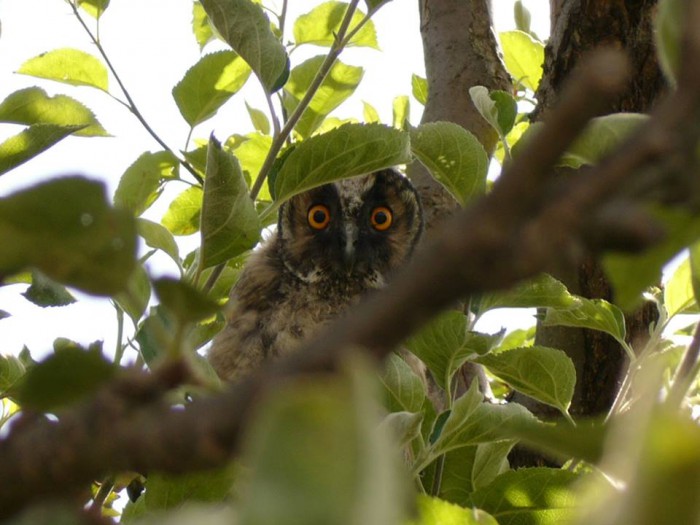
[510,0,666,467]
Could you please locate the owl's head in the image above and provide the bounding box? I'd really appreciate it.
[277,169,423,288]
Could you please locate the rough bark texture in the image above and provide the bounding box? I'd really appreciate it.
[409,0,511,229]
[511,0,666,467]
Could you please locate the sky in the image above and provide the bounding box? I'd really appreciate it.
[0,0,549,359]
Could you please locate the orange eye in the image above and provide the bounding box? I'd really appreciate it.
[370,206,393,231]
[307,204,331,230]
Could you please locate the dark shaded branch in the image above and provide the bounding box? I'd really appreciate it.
[4,3,700,515]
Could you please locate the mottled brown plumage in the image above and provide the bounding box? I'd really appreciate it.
[208,169,423,381]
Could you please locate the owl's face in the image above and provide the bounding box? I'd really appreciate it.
[277,169,423,289]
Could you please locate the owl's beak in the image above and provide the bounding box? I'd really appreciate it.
[342,224,358,270]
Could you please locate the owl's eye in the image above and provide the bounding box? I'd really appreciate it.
[370,206,393,231]
[307,204,331,230]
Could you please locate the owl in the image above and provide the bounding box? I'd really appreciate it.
[208,168,424,381]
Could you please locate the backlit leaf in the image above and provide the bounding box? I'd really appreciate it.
[162,186,203,236]
[227,132,273,200]
[114,151,179,216]
[294,1,379,49]
[664,255,699,317]
[137,218,180,265]
[409,495,498,525]
[0,124,84,176]
[173,50,252,127]
[283,56,363,139]
[0,355,27,394]
[273,122,410,204]
[200,136,261,269]
[475,346,576,416]
[245,102,270,134]
[0,177,137,295]
[478,273,575,312]
[392,95,409,130]
[192,1,216,49]
[200,0,289,93]
[499,30,544,91]
[0,87,108,137]
[410,121,488,206]
[77,0,110,18]
[412,74,428,105]
[18,48,108,91]
[363,101,380,123]
[543,297,626,343]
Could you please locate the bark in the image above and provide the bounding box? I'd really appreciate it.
[510,0,667,466]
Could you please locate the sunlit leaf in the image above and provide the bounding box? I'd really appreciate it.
[466,468,581,525]
[412,74,428,105]
[499,30,544,91]
[283,56,363,139]
[0,124,84,176]
[410,121,488,206]
[192,1,216,49]
[469,86,517,137]
[173,50,252,127]
[294,1,379,49]
[137,218,180,265]
[392,95,410,130]
[18,48,108,91]
[0,177,137,295]
[200,136,261,269]
[77,0,110,18]
[113,151,179,216]
[543,297,626,344]
[664,256,699,317]
[245,102,270,134]
[227,132,273,199]
[200,0,290,93]
[409,495,498,525]
[273,123,410,204]
[477,273,575,312]
[363,101,380,123]
[0,87,108,137]
[162,186,203,236]
[12,344,115,411]
[22,271,76,308]
[476,346,576,416]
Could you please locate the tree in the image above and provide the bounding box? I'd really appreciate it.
[1,0,700,523]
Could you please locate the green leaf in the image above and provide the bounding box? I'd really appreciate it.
[0,177,137,295]
[392,95,410,130]
[114,151,179,216]
[22,271,76,308]
[294,1,379,49]
[513,1,532,34]
[0,124,84,176]
[114,265,151,325]
[558,113,648,169]
[362,101,380,123]
[406,311,479,390]
[12,345,115,411]
[543,297,627,344]
[466,468,581,525]
[200,0,290,93]
[469,86,517,137]
[664,256,699,317]
[77,0,110,18]
[412,74,428,105]
[153,277,219,325]
[18,48,109,91]
[689,242,700,304]
[475,346,576,416]
[655,0,682,85]
[273,122,411,204]
[162,186,203,236]
[200,136,261,269]
[245,102,270,134]
[173,51,252,127]
[237,359,412,525]
[380,411,424,446]
[410,121,488,206]
[429,383,536,458]
[0,87,108,137]
[121,467,236,522]
[137,218,180,264]
[134,306,173,365]
[409,495,498,525]
[604,207,700,309]
[0,354,26,395]
[477,273,575,312]
[227,132,273,199]
[494,121,529,164]
[499,30,544,91]
[283,56,364,139]
[381,352,426,413]
[192,1,216,49]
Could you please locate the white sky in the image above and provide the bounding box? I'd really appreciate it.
[0,0,549,359]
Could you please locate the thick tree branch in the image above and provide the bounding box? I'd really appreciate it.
[4,3,700,515]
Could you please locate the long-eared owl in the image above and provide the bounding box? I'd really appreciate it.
[208,168,423,381]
